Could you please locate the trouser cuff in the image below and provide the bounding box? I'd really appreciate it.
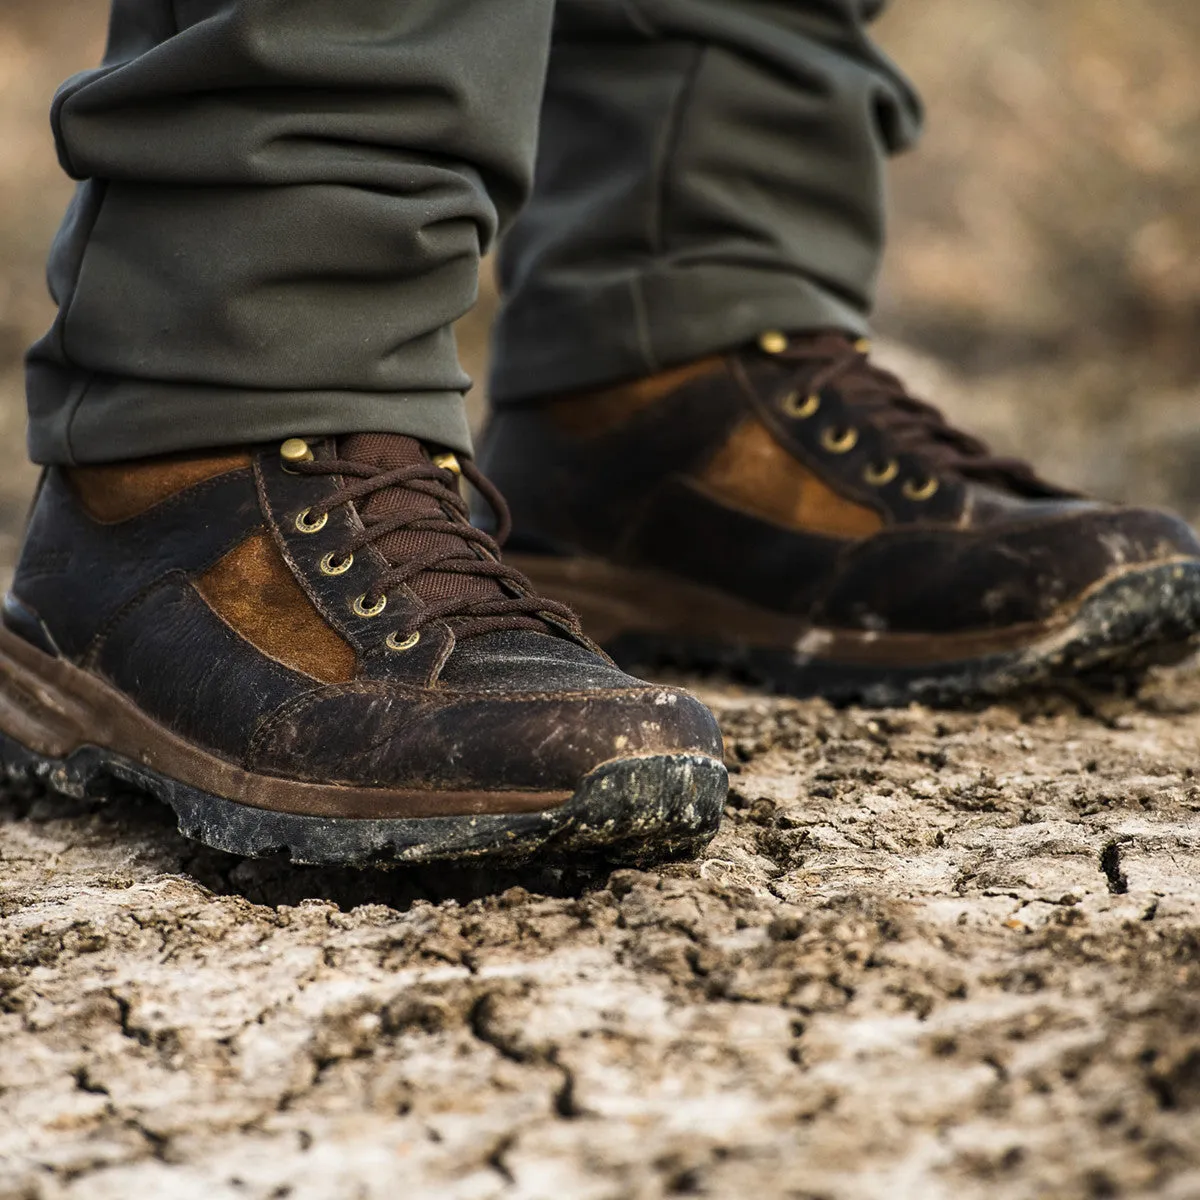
[25,372,473,466]
[490,262,871,403]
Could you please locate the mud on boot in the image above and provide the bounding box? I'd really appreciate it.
[481,332,1200,704]
[0,436,727,866]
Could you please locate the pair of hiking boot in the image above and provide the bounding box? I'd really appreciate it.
[3,334,1199,866]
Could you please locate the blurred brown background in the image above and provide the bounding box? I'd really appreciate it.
[3,0,1200,590]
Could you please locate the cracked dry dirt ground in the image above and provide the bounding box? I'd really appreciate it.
[6,5,1200,1197]
[5,673,1200,1200]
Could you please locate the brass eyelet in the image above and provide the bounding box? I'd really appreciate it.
[864,459,899,486]
[295,508,328,534]
[352,593,387,618]
[280,438,313,473]
[902,476,939,502]
[431,452,462,476]
[320,552,354,577]
[386,630,421,653]
[782,391,820,420]
[758,330,789,355]
[820,426,859,454]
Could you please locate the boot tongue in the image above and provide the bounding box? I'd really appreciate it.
[337,433,506,610]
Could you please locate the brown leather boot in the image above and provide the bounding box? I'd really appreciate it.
[479,332,1200,704]
[0,435,726,865]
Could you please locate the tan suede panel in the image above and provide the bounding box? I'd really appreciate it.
[695,418,884,538]
[547,357,727,437]
[195,532,357,684]
[68,450,254,523]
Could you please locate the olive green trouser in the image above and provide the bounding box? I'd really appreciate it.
[26,0,921,465]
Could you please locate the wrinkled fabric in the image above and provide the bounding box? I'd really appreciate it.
[28,0,921,463]
[492,0,923,401]
[28,0,555,463]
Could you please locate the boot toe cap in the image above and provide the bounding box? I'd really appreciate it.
[818,505,1200,635]
[248,678,724,799]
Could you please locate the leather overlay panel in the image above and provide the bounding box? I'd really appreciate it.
[95,577,314,761]
[545,357,727,437]
[736,358,968,526]
[624,479,846,614]
[68,450,254,523]
[480,370,745,555]
[196,531,357,684]
[14,467,262,662]
[695,418,884,538]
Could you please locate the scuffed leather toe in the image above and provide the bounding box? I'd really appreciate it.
[815,506,1200,635]
[247,677,725,795]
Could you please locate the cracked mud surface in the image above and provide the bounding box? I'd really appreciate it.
[6,3,1200,1197]
[6,673,1200,1200]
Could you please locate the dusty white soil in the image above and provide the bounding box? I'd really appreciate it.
[5,673,1200,1200]
[6,4,1200,1198]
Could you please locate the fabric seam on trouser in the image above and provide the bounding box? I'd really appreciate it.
[63,379,97,467]
[636,41,707,376]
[54,184,110,469]
[47,71,115,467]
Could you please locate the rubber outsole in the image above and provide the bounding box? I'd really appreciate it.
[0,733,728,867]
[602,560,1200,706]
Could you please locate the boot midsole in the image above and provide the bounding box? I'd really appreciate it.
[506,553,1199,668]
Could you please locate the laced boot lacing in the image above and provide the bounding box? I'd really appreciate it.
[293,448,581,647]
[762,332,1072,499]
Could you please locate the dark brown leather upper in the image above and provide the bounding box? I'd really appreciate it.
[4,438,723,797]
[480,333,1200,637]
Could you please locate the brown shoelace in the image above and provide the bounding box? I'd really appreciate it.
[772,332,1069,497]
[294,445,581,643]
